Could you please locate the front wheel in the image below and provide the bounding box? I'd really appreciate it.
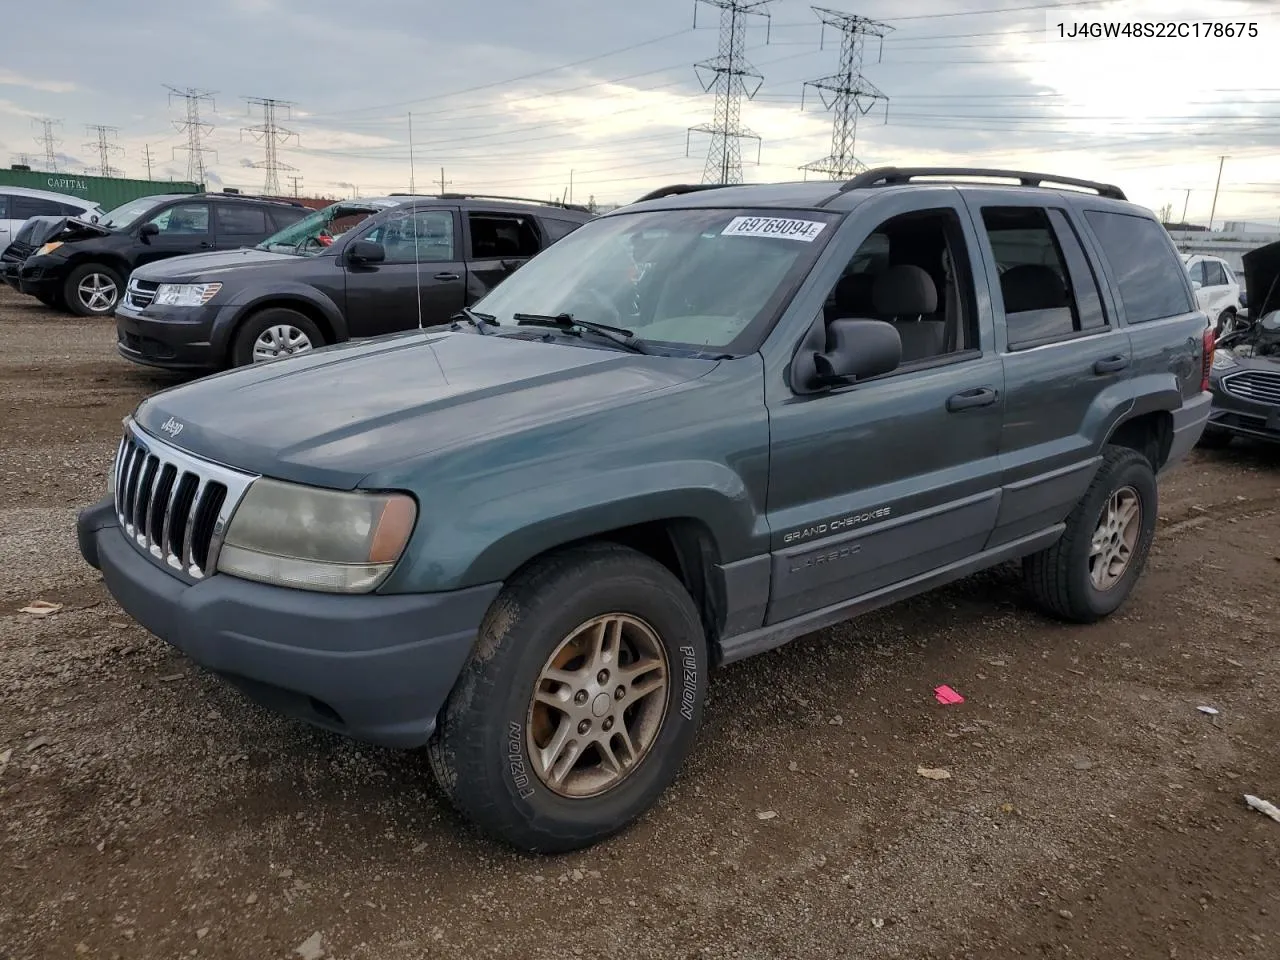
[63,263,123,317]
[1023,446,1158,623]
[1216,308,1237,337]
[230,307,324,367]
[428,543,708,853]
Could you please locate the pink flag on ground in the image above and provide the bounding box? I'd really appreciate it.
[934,685,965,705]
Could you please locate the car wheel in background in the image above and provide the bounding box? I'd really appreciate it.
[63,263,123,317]
[231,307,325,367]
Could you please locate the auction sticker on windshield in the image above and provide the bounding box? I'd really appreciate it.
[721,216,827,242]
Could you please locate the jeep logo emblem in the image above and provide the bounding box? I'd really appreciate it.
[160,416,184,438]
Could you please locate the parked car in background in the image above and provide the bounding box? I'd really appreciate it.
[1202,238,1280,448]
[1183,253,1241,334]
[14,193,308,316]
[78,166,1211,852]
[1,215,69,303]
[113,193,594,371]
[0,186,102,259]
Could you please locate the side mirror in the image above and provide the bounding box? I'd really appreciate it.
[501,258,524,272]
[347,239,385,264]
[791,318,902,394]
[139,222,159,241]
[1191,280,1202,290]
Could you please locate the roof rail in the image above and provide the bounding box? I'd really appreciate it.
[839,166,1127,201]
[199,191,305,207]
[632,183,732,204]
[431,192,593,214]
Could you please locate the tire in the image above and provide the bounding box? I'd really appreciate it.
[63,263,123,317]
[1196,426,1233,450]
[1216,308,1237,337]
[1022,446,1158,624]
[231,307,325,367]
[427,542,709,853]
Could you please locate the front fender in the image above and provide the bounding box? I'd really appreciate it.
[212,283,348,354]
[384,460,762,593]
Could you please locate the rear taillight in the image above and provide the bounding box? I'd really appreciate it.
[1201,326,1215,392]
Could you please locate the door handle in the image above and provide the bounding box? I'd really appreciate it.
[199,241,212,248]
[1092,355,1129,374]
[433,272,460,281]
[946,386,998,412]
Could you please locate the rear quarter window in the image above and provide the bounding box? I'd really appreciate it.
[540,217,585,244]
[1083,210,1194,323]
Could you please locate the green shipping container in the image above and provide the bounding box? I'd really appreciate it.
[0,167,202,211]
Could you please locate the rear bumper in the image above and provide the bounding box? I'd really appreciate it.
[1163,391,1213,469]
[78,498,501,748]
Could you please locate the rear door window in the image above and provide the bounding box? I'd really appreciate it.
[0,195,9,219]
[1204,260,1227,287]
[12,196,67,219]
[215,204,268,237]
[539,217,584,245]
[467,213,542,260]
[1084,210,1194,323]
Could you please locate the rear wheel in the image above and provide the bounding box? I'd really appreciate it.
[63,263,123,317]
[1216,307,1237,337]
[427,542,708,853]
[231,307,324,367]
[1023,446,1158,623]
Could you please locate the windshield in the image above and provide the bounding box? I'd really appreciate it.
[474,207,839,353]
[98,196,170,229]
[256,202,384,256]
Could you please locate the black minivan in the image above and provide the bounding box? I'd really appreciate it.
[113,193,594,372]
[16,193,308,316]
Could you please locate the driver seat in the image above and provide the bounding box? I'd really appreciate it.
[872,264,945,362]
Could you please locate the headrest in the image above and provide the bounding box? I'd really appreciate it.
[1000,264,1068,314]
[872,264,938,316]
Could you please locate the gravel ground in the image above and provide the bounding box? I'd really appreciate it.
[1,284,1278,960]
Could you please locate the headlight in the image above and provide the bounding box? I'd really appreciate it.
[37,241,63,256]
[1211,348,1238,371]
[153,282,222,307]
[216,478,417,594]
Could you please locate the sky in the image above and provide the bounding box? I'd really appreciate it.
[3,0,1279,225]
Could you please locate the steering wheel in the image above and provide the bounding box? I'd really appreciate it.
[566,287,624,328]
[295,232,330,255]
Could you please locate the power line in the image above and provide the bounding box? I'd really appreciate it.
[687,0,775,185]
[84,125,124,178]
[166,85,217,185]
[800,6,891,180]
[288,174,304,197]
[242,97,300,195]
[32,118,62,172]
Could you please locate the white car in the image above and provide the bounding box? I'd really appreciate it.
[1182,253,1242,334]
[0,187,103,258]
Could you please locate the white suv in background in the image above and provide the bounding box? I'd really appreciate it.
[1182,253,1242,334]
[0,187,103,258]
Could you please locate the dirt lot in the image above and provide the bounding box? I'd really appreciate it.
[1,283,1278,960]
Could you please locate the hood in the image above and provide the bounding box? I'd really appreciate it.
[132,247,305,281]
[46,216,114,244]
[1242,239,1280,318]
[13,215,67,250]
[133,331,716,489]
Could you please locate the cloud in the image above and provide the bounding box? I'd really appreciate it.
[0,68,76,94]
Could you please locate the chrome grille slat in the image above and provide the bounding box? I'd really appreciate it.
[125,278,159,310]
[1222,369,1280,406]
[111,420,257,580]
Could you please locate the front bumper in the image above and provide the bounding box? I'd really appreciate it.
[115,301,222,370]
[1,259,22,290]
[17,256,66,299]
[1207,374,1280,444]
[78,498,501,749]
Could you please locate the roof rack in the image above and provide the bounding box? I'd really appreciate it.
[199,191,305,207]
[632,183,733,204]
[839,166,1127,201]
[418,192,592,213]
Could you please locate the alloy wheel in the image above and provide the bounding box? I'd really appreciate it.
[526,613,669,799]
[78,273,118,313]
[1089,486,1141,590]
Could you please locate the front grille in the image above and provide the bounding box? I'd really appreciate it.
[1222,369,1280,407]
[1,241,33,266]
[125,278,159,310]
[112,420,256,579]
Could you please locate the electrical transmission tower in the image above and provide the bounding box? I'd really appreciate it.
[84,125,124,177]
[12,152,35,168]
[800,7,892,180]
[33,118,63,172]
[241,97,299,195]
[166,86,218,185]
[686,0,774,185]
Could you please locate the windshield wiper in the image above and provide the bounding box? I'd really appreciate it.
[451,307,498,334]
[513,312,650,355]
